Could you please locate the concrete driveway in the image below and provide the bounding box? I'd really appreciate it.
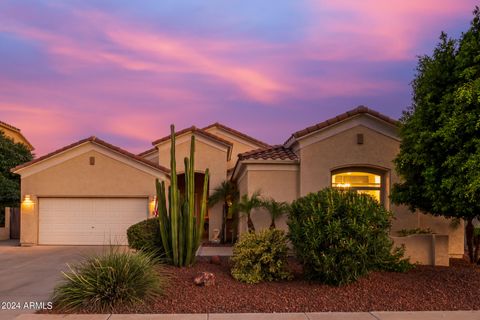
[0,241,105,319]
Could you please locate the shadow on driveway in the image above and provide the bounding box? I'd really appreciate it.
[0,245,109,319]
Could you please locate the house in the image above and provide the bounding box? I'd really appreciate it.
[0,120,34,151]
[11,106,464,262]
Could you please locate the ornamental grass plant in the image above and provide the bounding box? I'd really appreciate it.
[53,247,169,312]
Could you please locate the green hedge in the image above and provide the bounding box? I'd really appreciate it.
[288,188,411,286]
[231,228,292,284]
[127,218,163,256]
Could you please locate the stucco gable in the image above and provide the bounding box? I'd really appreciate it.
[202,123,270,149]
[153,127,232,161]
[285,106,399,148]
[12,136,169,178]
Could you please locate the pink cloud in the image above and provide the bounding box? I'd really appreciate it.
[305,0,477,61]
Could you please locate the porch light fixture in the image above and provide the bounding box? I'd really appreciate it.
[22,195,34,207]
[149,196,157,215]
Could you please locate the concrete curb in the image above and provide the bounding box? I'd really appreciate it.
[8,311,480,320]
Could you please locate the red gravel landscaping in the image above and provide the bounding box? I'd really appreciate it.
[150,257,480,313]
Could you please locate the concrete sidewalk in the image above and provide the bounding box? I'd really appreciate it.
[9,311,480,320]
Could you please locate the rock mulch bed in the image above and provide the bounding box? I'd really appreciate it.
[151,257,480,313]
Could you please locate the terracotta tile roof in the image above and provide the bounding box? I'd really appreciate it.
[138,147,157,157]
[13,136,170,174]
[238,145,298,161]
[202,122,270,148]
[0,120,21,132]
[0,120,34,150]
[286,106,399,144]
[152,126,233,148]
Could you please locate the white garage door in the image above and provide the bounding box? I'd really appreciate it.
[39,198,148,245]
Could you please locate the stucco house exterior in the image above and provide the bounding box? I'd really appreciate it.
[0,120,34,151]
[11,106,464,263]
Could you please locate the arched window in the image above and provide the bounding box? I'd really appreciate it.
[331,169,384,204]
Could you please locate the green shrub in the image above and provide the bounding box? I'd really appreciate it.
[288,188,411,286]
[231,228,292,284]
[53,248,168,312]
[127,218,163,255]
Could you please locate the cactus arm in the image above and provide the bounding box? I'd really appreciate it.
[169,125,179,266]
[185,136,196,265]
[196,168,209,251]
[157,179,171,261]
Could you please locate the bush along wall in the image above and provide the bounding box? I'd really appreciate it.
[231,228,292,284]
[288,188,411,286]
[127,218,164,256]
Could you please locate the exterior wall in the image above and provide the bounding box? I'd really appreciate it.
[419,214,465,258]
[0,207,10,240]
[0,127,32,150]
[157,137,227,240]
[298,124,420,232]
[237,163,299,234]
[238,120,464,258]
[391,234,449,266]
[203,127,262,169]
[19,150,161,245]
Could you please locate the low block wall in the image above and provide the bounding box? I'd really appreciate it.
[391,234,449,267]
[0,207,10,240]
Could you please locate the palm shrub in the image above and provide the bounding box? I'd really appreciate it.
[127,218,163,256]
[235,191,262,232]
[231,228,292,284]
[156,125,209,267]
[53,249,168,312]
[208,180,239,243]
[288,188,411,286]
[261,198,290,229]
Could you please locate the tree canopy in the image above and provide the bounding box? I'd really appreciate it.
[0,131,33,207]
[391,7,480,263]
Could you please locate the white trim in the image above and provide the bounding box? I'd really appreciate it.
[15,142,169,179]
[286,114,400,148]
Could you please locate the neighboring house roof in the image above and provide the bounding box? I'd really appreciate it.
[13,136,170,174]
[238,145,298,161]
[284,105,399,146]
[152,126,233,148]
[138,147,157,157]
[0,120,34,150]
[202,122,270,148]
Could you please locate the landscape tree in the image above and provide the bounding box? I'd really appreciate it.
[261,198,290,229]
[391,7,480,264]
[208,180,239,243]
[0,132,33,224]
[235,191,262,233]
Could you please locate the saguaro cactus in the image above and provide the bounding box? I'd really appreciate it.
[156,125,209,267]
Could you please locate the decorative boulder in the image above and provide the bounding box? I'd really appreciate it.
[194,272,216,286]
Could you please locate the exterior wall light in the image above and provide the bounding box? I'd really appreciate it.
[22,195,34,208]
[149,196,157,216]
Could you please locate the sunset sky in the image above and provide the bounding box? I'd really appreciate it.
[0,1,477,155]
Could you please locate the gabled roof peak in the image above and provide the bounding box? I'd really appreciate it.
[285,105,399,145]
[13,136,170,174]
[202,122,270,148]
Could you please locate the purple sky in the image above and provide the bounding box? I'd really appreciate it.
[0,1,477,155]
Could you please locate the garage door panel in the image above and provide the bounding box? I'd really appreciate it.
[39,198,147,245]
